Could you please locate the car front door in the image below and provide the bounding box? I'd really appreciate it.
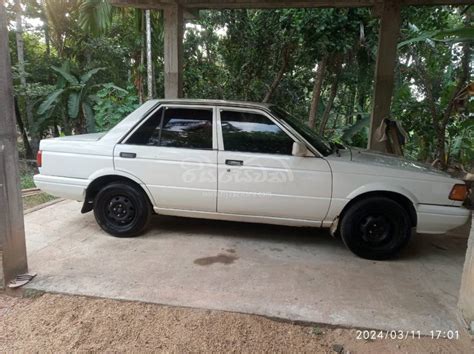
[216,108,332,222]
[114,104,218,212]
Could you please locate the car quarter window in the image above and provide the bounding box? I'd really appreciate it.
[220,110,294,155]
[126,107,213,149]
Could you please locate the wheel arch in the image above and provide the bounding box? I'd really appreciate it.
[82,172,155,213]
[340,190,418,228]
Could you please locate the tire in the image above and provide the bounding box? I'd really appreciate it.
[93,182,152,237]
[340,197,412,260]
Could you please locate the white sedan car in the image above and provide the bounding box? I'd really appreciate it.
[34,99,470,259]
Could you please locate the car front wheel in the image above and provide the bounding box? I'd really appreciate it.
[340,196,412,260]
[94,182,151,237]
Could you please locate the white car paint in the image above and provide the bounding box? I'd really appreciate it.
[34,99,470,235]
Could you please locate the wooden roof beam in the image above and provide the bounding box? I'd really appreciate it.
[110,0,473,10]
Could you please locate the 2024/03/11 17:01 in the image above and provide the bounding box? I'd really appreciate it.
[356,330,460,340]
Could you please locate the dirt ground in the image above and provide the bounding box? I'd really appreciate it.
[0,292,472,353]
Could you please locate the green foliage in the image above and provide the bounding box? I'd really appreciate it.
[78,0,113,35]
[20,171,35,190]
[399,25,474,48]
[447,118,474,168]
[93,84,139,131]
[38,62,105,133]
[394,6,472,167]
[8,2,472,171]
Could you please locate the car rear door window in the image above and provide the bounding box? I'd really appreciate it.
[127,107,213,149]
[220,110,294,154]
[160,108,213,149]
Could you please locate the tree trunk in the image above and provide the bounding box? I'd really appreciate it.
[435,125,447,168]
[14,96,33,159]
[319,59,342,135]
[62,113,71,136]
[14,0,37,153]
[435,35,471,169]
[145,9,153,100]
[53,120,60,137]
[14,0,26,89]
[136,10,145,104]
[44,23,51,58]
[308,57,327,129]
[262,44,292,103]
[346,86,356,125]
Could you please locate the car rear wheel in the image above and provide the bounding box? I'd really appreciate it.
[94,182,151,237]
[340,197,412,260]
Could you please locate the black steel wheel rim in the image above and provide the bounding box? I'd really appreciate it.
[359,214,392,245]
[105,195,136,226]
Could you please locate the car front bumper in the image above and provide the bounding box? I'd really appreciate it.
[416,204,471,234]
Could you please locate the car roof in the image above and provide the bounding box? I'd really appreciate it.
[151,98,274,110]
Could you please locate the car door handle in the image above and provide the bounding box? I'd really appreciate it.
[225,159,243,166]
[120,152,136,158]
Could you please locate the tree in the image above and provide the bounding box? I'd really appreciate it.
[396,6,473,168]
[38,63,104,133]
[145,9,153,100]
[78,0,112,35]
[14,0,36,157]
[308,58,327,129]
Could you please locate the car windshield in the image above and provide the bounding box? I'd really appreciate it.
[269,106,333,156]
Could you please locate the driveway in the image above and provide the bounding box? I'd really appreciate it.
[24,200,470,334]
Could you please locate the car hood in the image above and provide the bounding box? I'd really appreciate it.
[333,148,451,178]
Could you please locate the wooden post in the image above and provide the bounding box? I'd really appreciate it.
[0,0,28,288]
[368,0,401,152]
[459,216,474,331]
[163,5,184,98]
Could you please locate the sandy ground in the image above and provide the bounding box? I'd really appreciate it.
[0,292,472,353]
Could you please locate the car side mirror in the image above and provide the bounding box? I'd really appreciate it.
[292,141,308,157]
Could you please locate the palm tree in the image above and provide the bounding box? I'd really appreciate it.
[78,0,112,35]
[76,2,159,100]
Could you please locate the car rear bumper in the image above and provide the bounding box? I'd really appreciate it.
[34,174,88,201]
[416,204,471,234]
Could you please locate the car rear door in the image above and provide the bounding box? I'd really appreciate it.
[114,104,218,212]
[216,107,332,222]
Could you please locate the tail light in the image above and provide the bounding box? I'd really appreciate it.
[36,150,42,168]
[449,184,468,201]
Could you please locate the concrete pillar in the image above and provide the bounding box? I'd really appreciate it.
[459,216,474,331]
[163,5,184,98]
[368,0,401,152]
[0,0,28,288]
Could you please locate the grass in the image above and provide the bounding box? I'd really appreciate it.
[19,161,37,189]
[23,193,57,210]
[18,160,57,209]
[20,171,36,189]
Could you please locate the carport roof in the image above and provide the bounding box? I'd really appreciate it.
[111,0,473,9]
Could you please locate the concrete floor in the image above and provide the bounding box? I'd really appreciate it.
[24,200,471,334]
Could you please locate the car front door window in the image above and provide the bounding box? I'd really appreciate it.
[220,110,294,154]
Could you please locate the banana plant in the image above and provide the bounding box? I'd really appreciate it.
[38,62,104,133]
